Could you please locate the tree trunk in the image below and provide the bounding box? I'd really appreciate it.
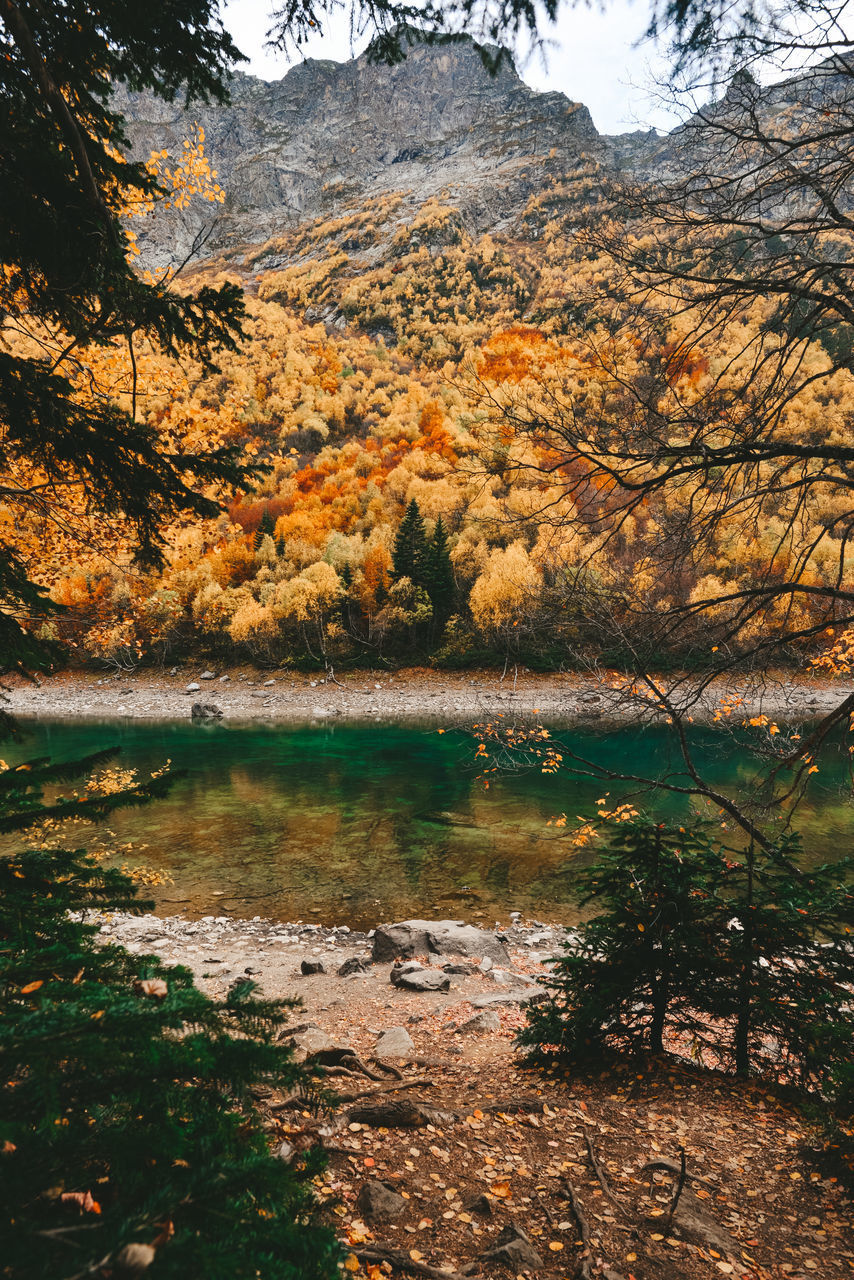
[734,842,755,1076]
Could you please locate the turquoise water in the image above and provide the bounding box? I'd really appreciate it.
[6,716,853,927]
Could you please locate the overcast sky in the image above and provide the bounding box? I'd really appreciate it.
[221,0,679,135]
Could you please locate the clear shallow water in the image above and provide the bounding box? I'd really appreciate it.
[6,716,853,928]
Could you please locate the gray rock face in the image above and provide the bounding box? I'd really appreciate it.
[354,1180,407,1224]
[373,919,509,964]
[482,1223,544,1271]
[374,1026,415,1058]
[115,35,605,268]
[114,38,845,289]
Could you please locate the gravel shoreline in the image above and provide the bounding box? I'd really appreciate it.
[98,911,565,1045]
[4,663,852,724]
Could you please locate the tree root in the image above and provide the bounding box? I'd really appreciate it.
[351,1244,468,1280]
[333,1077,435,1104]
[560,1178,594,1280]
[583,1124,627,1219]
[664,1146,687,1231]
[347,1098,456,1128]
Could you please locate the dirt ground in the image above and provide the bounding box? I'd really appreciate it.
[104,912,854,1280]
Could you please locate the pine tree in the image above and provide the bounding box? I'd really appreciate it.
[391,499,429,586]
[0,748,339,1280]
[423,516,455,625]
[255,507,276,550]
[1,1,249,674]
[518,820,854,1091]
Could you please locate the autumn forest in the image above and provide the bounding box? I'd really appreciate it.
[4,2,854,1277]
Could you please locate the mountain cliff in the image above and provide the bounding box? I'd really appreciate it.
[116,35,656,268]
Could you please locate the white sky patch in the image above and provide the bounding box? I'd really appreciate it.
[221,0,680,134]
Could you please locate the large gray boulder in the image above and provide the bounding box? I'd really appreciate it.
[373,919,509,964]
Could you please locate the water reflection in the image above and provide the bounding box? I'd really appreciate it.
[5,716,852,927]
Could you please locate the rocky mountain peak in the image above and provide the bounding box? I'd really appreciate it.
[116,32,607,265]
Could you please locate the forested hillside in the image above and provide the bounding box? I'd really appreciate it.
[8,38,854,673]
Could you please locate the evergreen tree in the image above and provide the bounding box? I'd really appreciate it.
[0,748,339,1280]
[391,499,429,586]
[423,515,455,624]
[255,506,276,550]
[1,0,250,674]
[519,821,854,1092]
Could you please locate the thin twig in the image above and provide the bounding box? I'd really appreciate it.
[665,1146,688,1231]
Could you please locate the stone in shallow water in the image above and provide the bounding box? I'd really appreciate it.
[191,703,222,720]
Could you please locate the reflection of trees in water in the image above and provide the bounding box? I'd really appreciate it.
[12,718,854,926]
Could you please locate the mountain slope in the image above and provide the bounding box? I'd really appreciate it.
[117,35,654,267]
